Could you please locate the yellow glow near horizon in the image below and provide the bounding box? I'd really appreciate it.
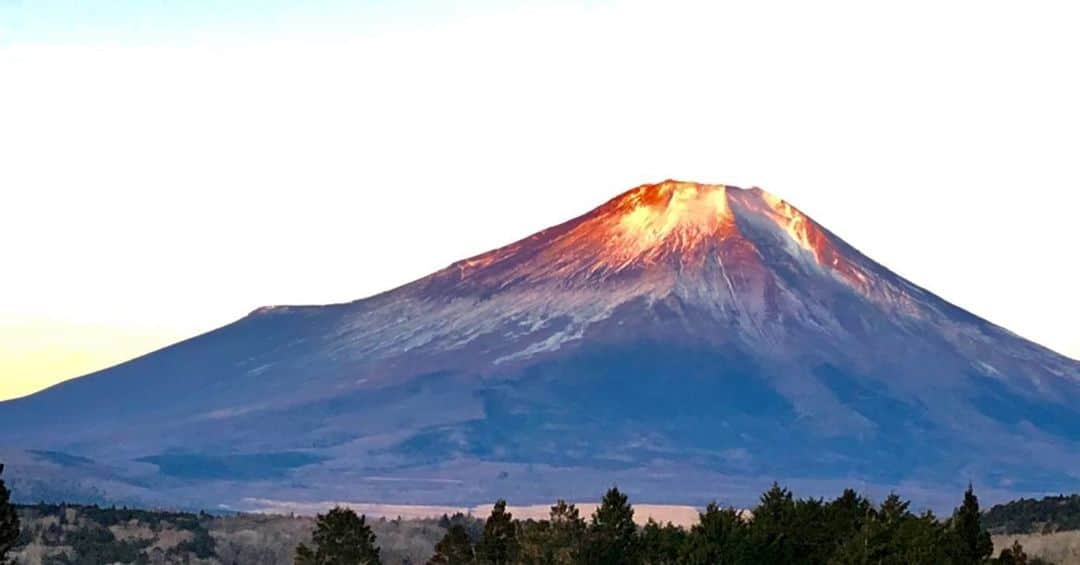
[0,317,186,400]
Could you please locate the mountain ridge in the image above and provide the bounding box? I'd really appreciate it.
[1,179,1077,512]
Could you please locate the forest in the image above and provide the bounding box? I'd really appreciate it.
[295,484,1049,565]
[2,462,1075,564]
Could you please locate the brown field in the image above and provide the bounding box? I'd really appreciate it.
[994,531,1080,565]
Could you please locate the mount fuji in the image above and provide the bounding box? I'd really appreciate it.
[1,180,1077,511]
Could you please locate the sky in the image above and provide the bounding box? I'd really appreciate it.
[1,0,1078,401]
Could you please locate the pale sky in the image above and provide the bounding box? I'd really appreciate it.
[2,0,1078,401]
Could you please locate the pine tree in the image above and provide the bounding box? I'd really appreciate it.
[791,496,833,564]
[825,488,874,546]
[428,523,475,565]
[547,500,585,564]
[639,519,686,565]
[682,503,750,565]
[0,464,19,565]
[476,500,517,565]
[516,519,552,565]
[294,506,381,564]
[580,487,639,565]
[749,483,798,563]
[949,484,993,565]
[878,493,910,525]
[896,510,953,565]
[516,500,585,565]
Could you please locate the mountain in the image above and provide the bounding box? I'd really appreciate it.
[1,180,1077,511]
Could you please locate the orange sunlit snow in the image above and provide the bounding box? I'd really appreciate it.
[608,182,736,259]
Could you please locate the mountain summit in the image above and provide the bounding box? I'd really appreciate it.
[429,181,853,291]
[1,180,1077,510]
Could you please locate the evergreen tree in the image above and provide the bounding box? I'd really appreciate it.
[895,510,953,565]
[831,494,955,565]
[639,519,686,565]
[444,512,485,543]
[517,500,586,565]
[428,523,475,565]
[949,484,993,565]
[874,494,913,561]
[476,500,517,565]
[0,464,18,565]
[682,503,750,565]
[878,494,910,524]
[547,500,585,565]
[792,496,835,564]
[516,519,552,565]
[831,494,903,565]
[294,506,381,565]
[580,487,639,565]
[749,483,799,564]
[825,489,874,548]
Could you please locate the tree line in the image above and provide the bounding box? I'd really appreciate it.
[293,483,1049,565]
[982,494,1080,535]
[0,464,1051,564]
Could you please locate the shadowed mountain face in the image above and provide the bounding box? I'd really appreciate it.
[1,181,1078,511]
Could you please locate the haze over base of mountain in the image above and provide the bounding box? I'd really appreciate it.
[1,181,1077,512]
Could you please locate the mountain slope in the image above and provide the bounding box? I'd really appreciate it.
[1,180,1077,510]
